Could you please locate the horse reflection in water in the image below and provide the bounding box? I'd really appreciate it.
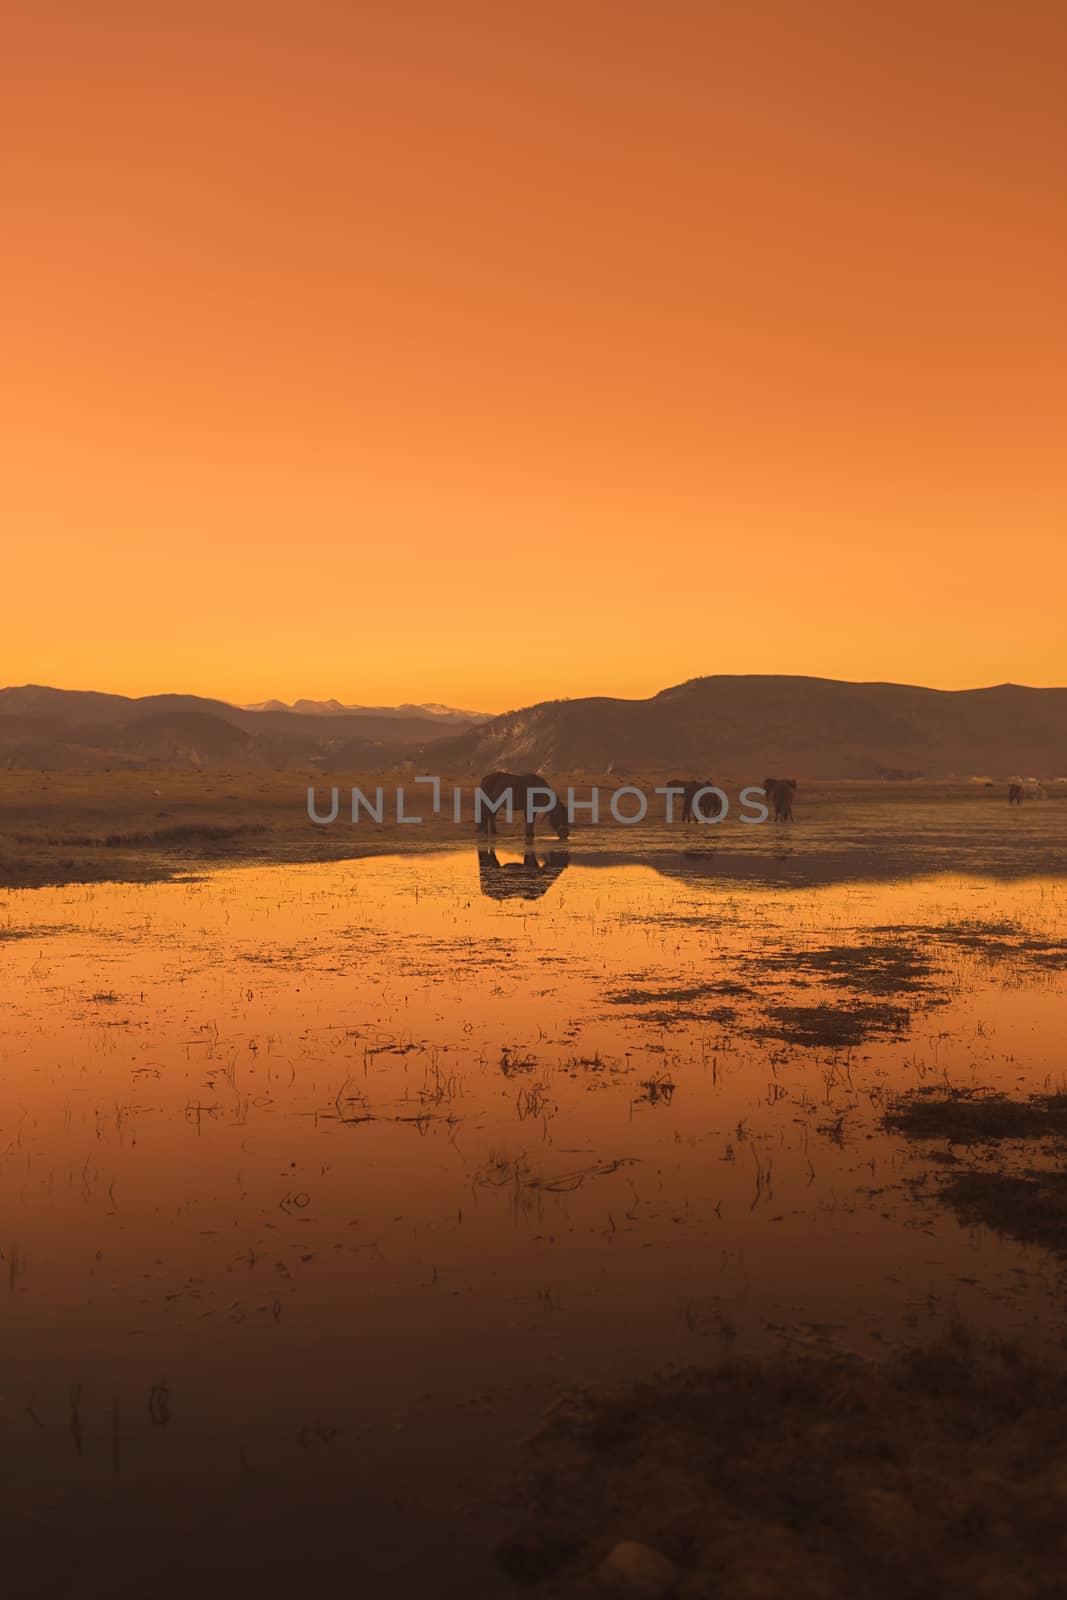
[477,848,570,902]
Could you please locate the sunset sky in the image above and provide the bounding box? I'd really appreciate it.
[4,0,1065,712]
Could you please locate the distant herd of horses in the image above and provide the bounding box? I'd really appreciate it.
[664,777,798,822]
[477,772,1037,841]
[476,771,798,840]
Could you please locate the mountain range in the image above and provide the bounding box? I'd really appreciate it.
[1,678,1065,778]
[0,686,486,772]
[243,697,490,722]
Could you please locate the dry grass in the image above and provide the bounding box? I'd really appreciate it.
[0,767,466,886]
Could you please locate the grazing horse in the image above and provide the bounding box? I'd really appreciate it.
[666,779,716,822]
[1008,783,1024,805]
[477,771,570,841]
[763,777,797,822]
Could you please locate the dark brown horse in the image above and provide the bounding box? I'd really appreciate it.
[666,780,717,822]
[763,777,797,822]
[1008,783,1024,805]
[477,772,570,840]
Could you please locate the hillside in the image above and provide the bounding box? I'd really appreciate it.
[3,677,1065,777]
[0,686,485,771]
[427,676,1067,780]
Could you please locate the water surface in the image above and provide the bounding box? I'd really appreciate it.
[2,819,1066,1592]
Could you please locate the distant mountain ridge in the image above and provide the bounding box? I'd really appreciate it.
[1,677,1065,777]
[0,685,487,728]
[243,697,490,722]
[0,684,487,772]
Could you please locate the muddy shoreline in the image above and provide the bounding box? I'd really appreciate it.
[3,770,1066,889]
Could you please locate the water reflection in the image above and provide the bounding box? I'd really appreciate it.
[477,846,570,901]
[2,845,1067,1591]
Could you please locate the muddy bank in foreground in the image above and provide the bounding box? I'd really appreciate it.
[494,1090,1067,1598]
[497,1332,1067,1598]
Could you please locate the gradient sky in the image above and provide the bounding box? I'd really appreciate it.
[4,0,1065,711]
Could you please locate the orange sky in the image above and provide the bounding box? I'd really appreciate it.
[4,0,1065,712]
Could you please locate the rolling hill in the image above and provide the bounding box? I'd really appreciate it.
[427,676,1067,780]
[0,686,486,772]
[2,677,1065,777]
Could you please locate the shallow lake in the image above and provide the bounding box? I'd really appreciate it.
[2,809,1066,1594]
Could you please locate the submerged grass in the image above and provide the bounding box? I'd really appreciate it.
[885,1087,1067,1144]
[760,939,934,994]
[940,1170,1067,1259]
[886,1088,1067,1257]
[924,919,1067,970]
[755,1000,912,1048]
[607,981,744,1007]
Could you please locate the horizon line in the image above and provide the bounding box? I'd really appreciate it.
[4,672,1067,717]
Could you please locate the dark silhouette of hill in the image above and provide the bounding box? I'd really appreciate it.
[428,676,1067,780]
[0,686,479,740]
[3,677,1065,776]
[0,685,484,771]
